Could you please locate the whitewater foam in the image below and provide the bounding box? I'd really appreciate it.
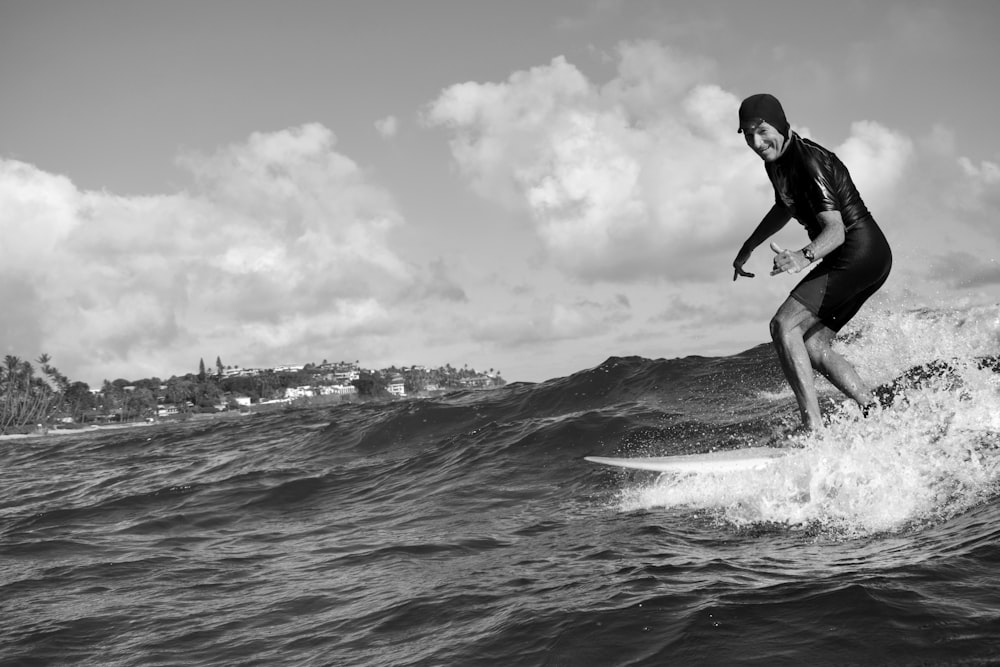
[839,301,1000,385]
[617,331,1000,539]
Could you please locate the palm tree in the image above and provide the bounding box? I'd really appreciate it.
[4,355,20,384]
[0,354,67,433]
[2,356,24,425]
[36,353,69,394]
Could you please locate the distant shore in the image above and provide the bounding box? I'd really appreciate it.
[0,410,252,442]
[0,421,155,441]
[0,388,489,442]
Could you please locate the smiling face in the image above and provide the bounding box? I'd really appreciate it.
[741,120,788,162]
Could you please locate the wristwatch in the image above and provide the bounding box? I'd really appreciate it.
[801,247,816,262]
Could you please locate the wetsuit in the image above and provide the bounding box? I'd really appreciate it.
[766,132,892,331]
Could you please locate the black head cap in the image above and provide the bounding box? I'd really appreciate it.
[737,93,789,139]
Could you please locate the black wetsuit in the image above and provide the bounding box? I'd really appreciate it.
[766,132,892,331]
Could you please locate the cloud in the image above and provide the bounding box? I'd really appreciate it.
[375,115,399,139]
[466,293,631,347]
[897,125,1000,236]
[834,121,914,212]
[848,121,1000,298]
[0,160,80,269]
[425,42,763,283]
[405,258,468,302]
[954,156,1000,222]
[423,38,1000,308]
[0,124,445,383]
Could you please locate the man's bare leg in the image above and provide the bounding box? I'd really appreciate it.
[802,323,875,409]
[770,298,824,430]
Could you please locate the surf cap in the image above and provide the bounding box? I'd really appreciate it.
[737,93,789,139]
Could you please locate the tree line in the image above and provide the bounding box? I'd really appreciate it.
[0,354,71,434]
[0,354,506,435]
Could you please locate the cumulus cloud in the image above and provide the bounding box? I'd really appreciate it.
[0,160,80,269]
[834,121,914,213]
[425,42,765,283]
[0,124,443,383]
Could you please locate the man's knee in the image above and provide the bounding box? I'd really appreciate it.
[769,314,793,343]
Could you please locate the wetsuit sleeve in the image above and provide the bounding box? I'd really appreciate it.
[765,162,795,213]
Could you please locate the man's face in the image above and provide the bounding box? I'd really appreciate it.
[742,120,786,162]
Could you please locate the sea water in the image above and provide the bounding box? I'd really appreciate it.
[2,304,1000,665]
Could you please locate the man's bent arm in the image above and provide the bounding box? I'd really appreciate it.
[740,204,792,253]
[800,210,845,260]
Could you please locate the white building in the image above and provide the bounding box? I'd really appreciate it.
[157,404,179,418]
[388,376,406,397]
[285,386,314,400]
[334,368,360,383]
[319,384,357,396]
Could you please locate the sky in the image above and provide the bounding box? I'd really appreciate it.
[1,0,999,386]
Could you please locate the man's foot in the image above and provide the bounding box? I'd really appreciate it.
[860,386,897,418]
[802,415,824,431]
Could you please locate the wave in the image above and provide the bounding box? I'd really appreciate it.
[310,301,1000,539]
[3,303,1000,666]
[5,303,998,547]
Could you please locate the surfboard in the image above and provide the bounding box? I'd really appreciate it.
[584,446,788,474]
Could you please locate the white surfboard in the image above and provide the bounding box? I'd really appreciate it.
[584,446,788,474]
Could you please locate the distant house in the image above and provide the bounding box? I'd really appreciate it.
[319,385,357,396]
[458,375,494,390]
[285,386,314,400]
[388,376,406,397]
[157,404,179,418]
[333,368,360,383]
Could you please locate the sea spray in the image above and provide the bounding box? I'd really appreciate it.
[836,301,1000,387]
[616,364,1000,539]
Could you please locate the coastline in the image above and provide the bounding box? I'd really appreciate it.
[0,411,252,442]
[0,421,158,442]
[0,389,469,442]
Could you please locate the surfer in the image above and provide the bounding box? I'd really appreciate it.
[731,93,892,430]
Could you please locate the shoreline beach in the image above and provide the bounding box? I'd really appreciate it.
[0,411,253,441]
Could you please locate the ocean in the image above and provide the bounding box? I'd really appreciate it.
[3,304,1000,666]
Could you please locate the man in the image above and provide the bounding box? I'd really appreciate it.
[732,93,892,430]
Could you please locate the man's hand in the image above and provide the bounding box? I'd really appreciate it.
[732,248,755,281]
[769,242,809,275]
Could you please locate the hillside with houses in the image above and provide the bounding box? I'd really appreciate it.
[77,359,505,427]
[0,354,507,434]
